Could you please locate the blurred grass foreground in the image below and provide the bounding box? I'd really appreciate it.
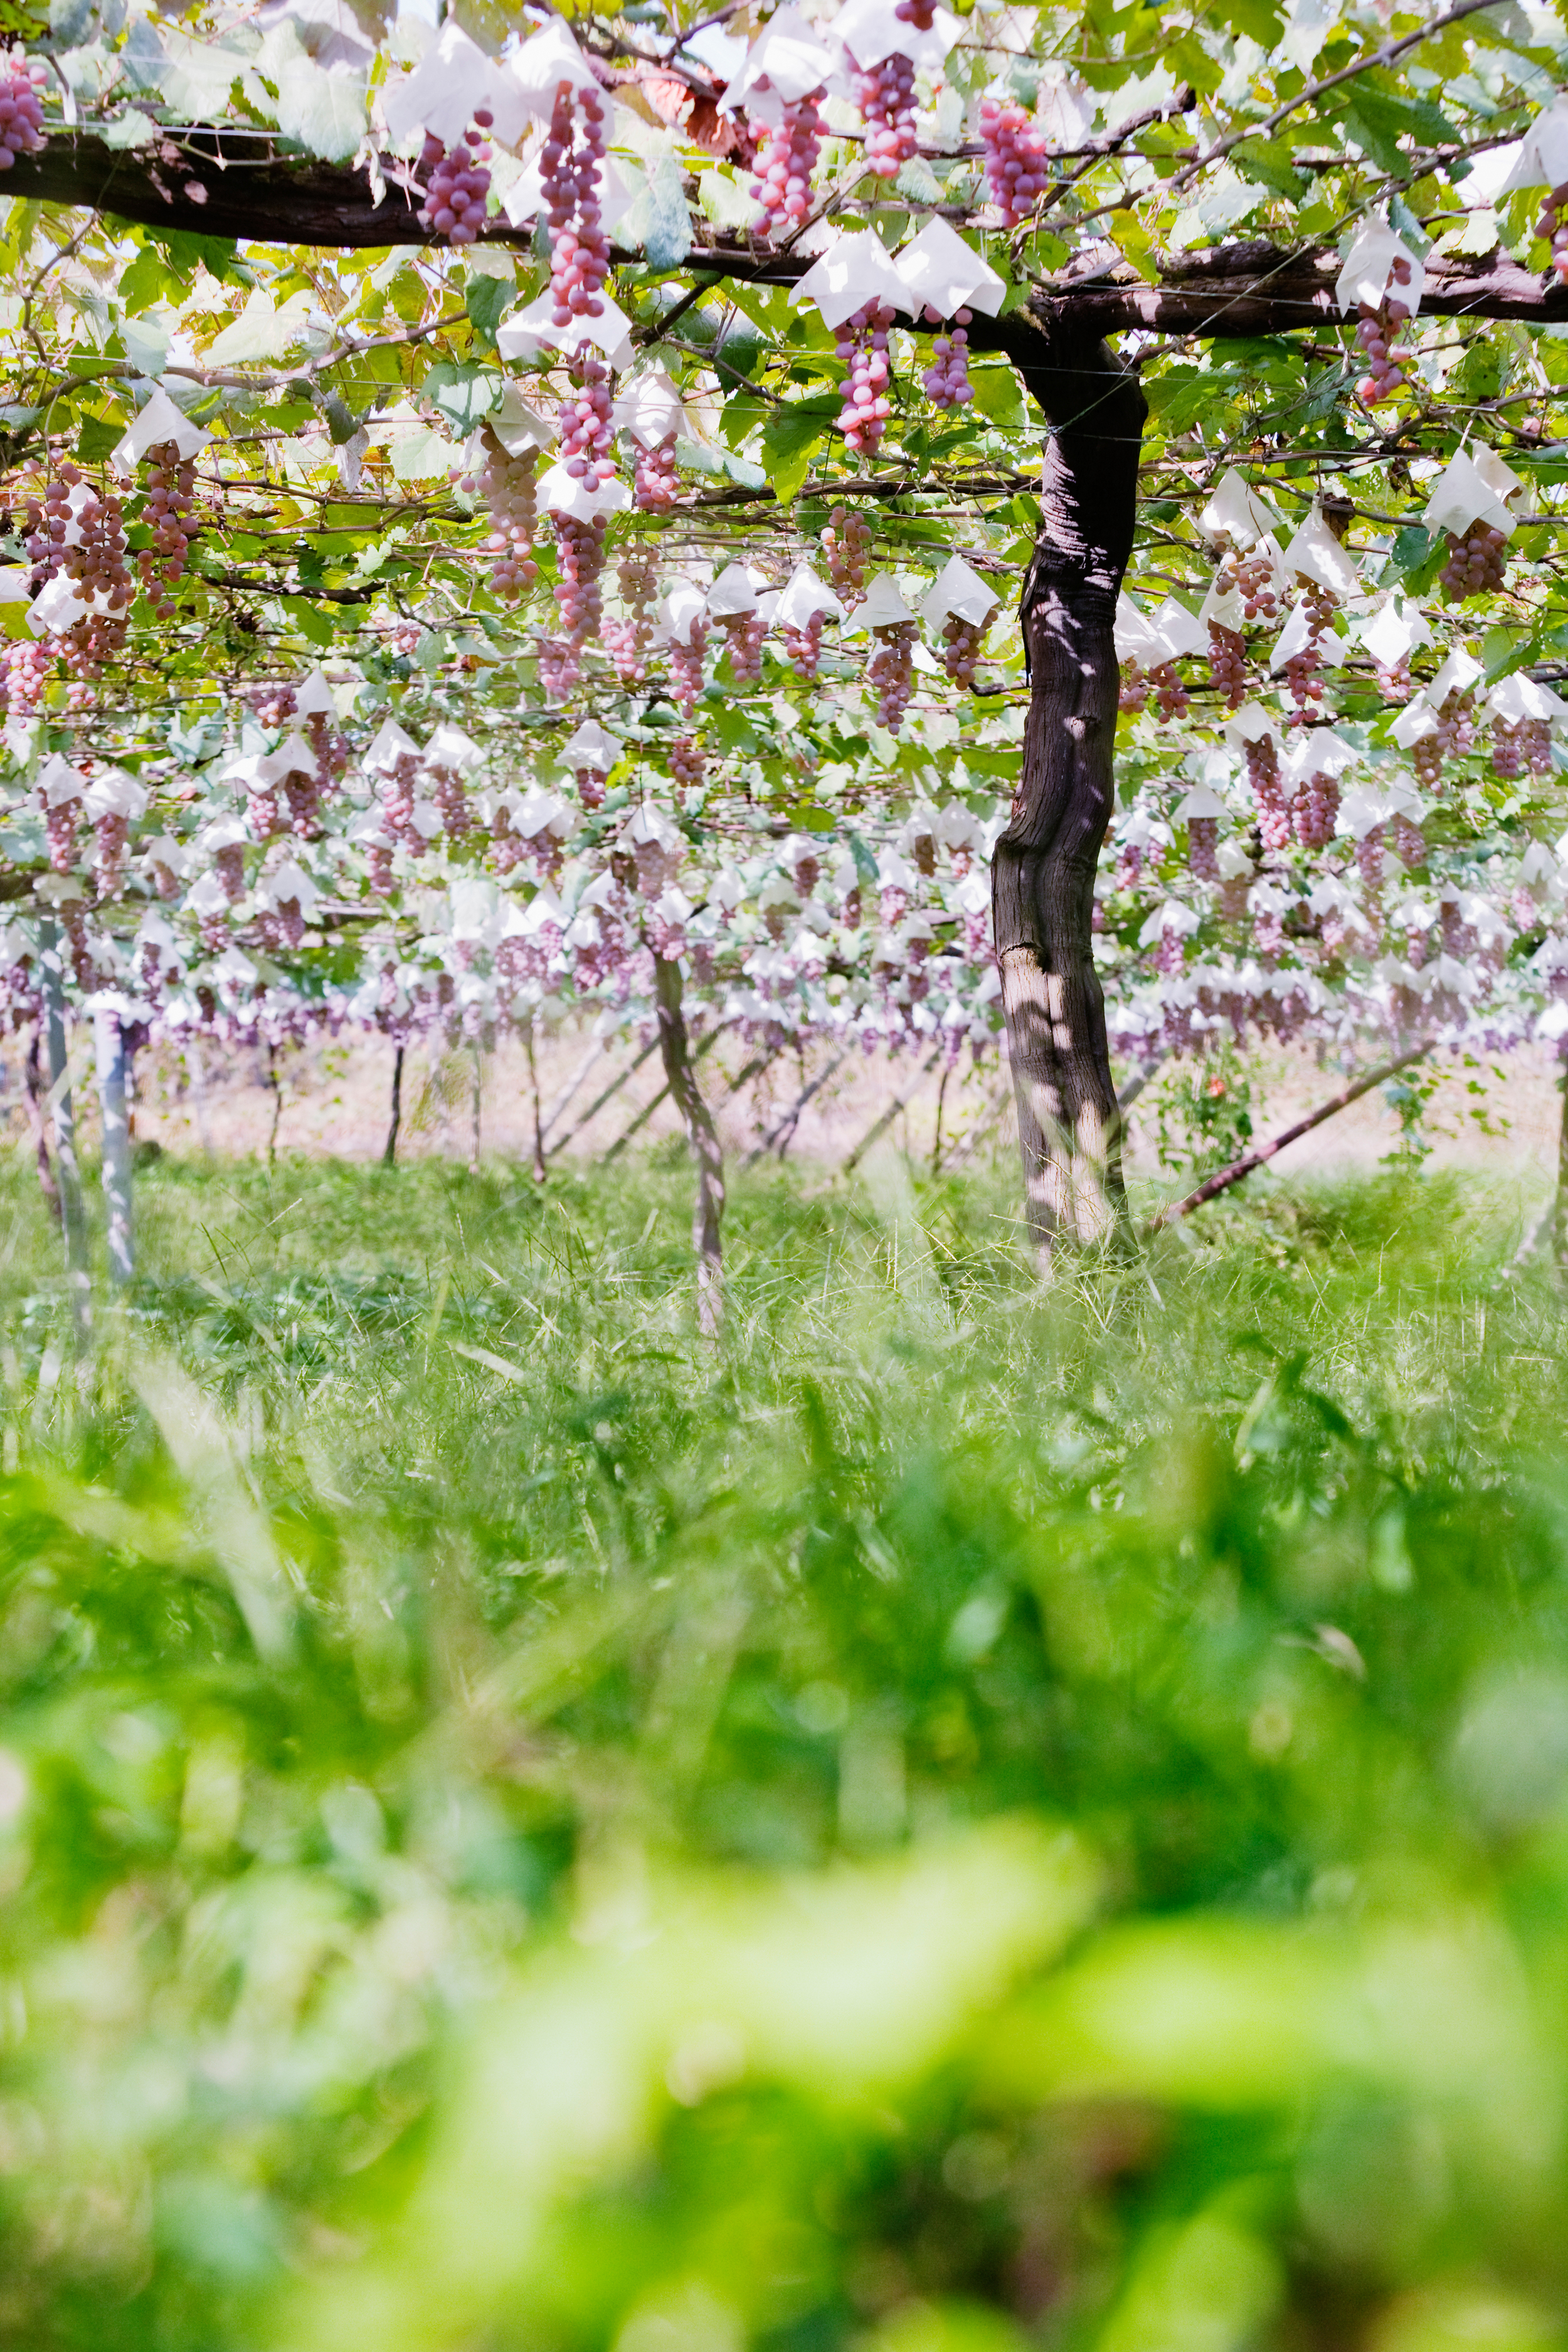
[0,1147,1565,2352]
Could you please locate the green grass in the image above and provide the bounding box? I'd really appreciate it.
[0,1143,1564,2352]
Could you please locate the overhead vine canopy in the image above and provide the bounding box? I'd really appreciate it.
[3,0,1568,1271]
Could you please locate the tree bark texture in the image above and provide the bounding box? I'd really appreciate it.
[653,954,725,1340]
[992,335,1146,1257]
[1555,1056,1568,1268]
[384,1042,404,1167]
[93,1004,135,1288]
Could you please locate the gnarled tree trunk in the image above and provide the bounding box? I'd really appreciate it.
[992,333,1147,1261]
[653,954,725,1340]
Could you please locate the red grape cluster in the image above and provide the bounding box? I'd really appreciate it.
[782,610,825,680]
[669,619,709,716]
[1357,824,1385,898]
[42,791,79,874]
[670,733,706,788]
[1375,654,1412,701]
[537,635,580,702]
[1187,817,1218,881]
[460,426,539,600]
[854,51,918,179]
[604,547,657,685]
[0,52,45,169]
[1392,811,1427,869]
[1353,257,1414,404]
[1118,662,1148,716]
[1149,660,1189,723]
[246,770,282,842]
[1284,578,1335,724]
[835,303,896,456]
[869,619,916,732]
[1439,521,1508,602]
[137,437,197,618]
[248,680,296,729]
[1293,770,1340,850]
[940,612,983,686]
[750,93,825,233]
[24,456,80,588]
[896,0,936,23]
[559,356,617,490]
[380,748,427,858]
[1232,549,1279,625]
[721,611,766,684]
[1440,898,1478,961]
[1244,734,1291,854]
[1,638,50,717]
[1207,623,1248,709]
[977,93,1049,226]
[429,763,470,840]
[553,512,607,651]
[416,110,493,243]
[1492,716,1527,781]
[921,305,972,409]
[283,758,323,839]
[634,432,679,512]
[824,508,873,605]
[1537,179,1568,283]
[543,80,611,324]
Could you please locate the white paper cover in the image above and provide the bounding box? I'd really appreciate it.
[707,561,762,617]
[1282,506,1361,600]
[381,19,532,152]
[1422,449,1521,541]
[1199,466,1280,549]
[722,5,838,112]
[921,554,999,628]
[110,385,211,474]
[793,229,913,331]
[831,0,960,69]
[776,561,844,627]
[613,369,689,450]
[895,218,1005,320]
[497,292,636,371]
[1334,216,1426,316]
[850,573,917,630]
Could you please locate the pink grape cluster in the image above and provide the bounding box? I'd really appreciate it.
[247,769,282,841]
[782,610,825,680]
[1207,623,1247,709]
[1293,770,1340,850]
[1492,714,1552,777]
[1232,549,1279,626]
[553,512,607,650]
[721,612,766,684]
[538,635,580,702]
[1440,521,1508,601]
[137,438,198,619]
[1187,817,1219,881]
[559,356,616,490]
[635,432,679,512]
[1357,824,1385,898]
[1118,661,1148,716]
[416,110,493,245]
[749,93,825,233]
[869,620,916,733]
[248,681,296,731]
[1149,660,1189,723]
[669,620,709,716]
[0,52,45,169]
[1,638,51,717]
[977,93,1049,226]
[1375,655,1412,701]
[429,763,470,840]
[1413,686,1478,790]
[921,305,972,408]
[1537,179,1568,283]
[670,733,706,788]
[1244,734,1291,854]
[1354,257,1414,403]
[43,790,80,874]
[1284,579,1335,724]
[940,612,983,686]
[460,426,539,600]
[380,749,426,858]
[835,303,896,456]
[543,80,611,325]
[604,547,657,684]
[854,51,918,179]
[824,507,873,605]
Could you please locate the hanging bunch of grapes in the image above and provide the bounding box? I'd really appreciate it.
[868,620,916,733]
[852,50,918,179]
[544,77,612,324]
[977,92,1049,226]
[670,733,706,789]
[416,108,493,243]
[1118,661,1149,716]
[1354,256,1415,404]
[669,616,709,717]
[605,548,657,685]
[633,434,678,512]
[921,305,973,409]
[749,91,826,232]
[835,304,898,457]
[1243,733,1291,854]
[940,612,984,687]
[1187,816,1219,881]
[1147,662,1189,724]
[1206,624,1247,709]
[824,509,874,607]
[1283,578,1337,724]
[720,612,766,685]
[1294,768,1340,850]
[459,426,539,600]
[1538,178,1568,283]
[0,49,46,169]
[1439,517,1508,601]
[782,610,825,680]
[137,438,198,618]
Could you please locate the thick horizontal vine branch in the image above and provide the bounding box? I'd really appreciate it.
[8,137,1568,356]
